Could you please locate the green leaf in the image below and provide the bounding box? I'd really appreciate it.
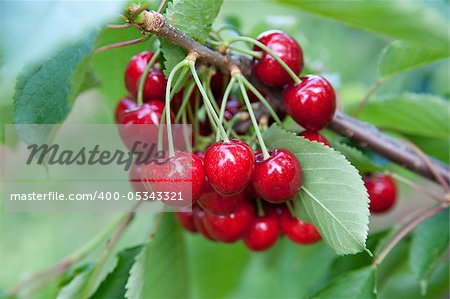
[311,266,377,299]
[409,208,449,293]
[406,135,450,164]
[273,0,449,52]
[160,0,223,74]
[358,94,450,139]
[57,265,94,299]
[263,125,370,255]
[125,214,188,299]
[378,41,449,79]
[0,1,125,71]
[13,32,98,144]
[330,142,383,174]
[91,245,143,299]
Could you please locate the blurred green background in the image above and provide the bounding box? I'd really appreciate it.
[1,0,449,298]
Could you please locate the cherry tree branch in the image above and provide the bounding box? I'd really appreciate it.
[134,10,450,185]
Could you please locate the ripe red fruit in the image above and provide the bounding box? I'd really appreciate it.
[176,208,197,233]
[129,162,147,193]
[204,139,254,196]
[192,205,216,241]
[363,173,397,213]
[284,75,336,132]
[252,149,302,203]
[204,200,254,243]
[280,206,321,244]
[298,131,331,147]
[253,30,304,87]
[141,151,205,206]
[124,51,166,102]
[198,181,246,215]
[243,205,280,251]
[115,97,136,123]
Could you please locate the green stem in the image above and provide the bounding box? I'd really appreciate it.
[216,76,236,142]
[227,36,301,85]
[169,66,189,99]
[188,61,229,142]
[165,60,189,157]
[236,74,270,160]
[207,39,262,58]
[137,49,160,106]
[175,81,196,122]
[182,111,192,152]
[256,199,265,217]
[240,76,282,125]
[286,200,297,216]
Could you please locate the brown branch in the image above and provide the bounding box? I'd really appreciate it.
[133,10,450,185]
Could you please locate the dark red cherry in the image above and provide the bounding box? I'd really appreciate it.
[363,173,397,213]
[253,30,304,87]
[198,181,246,215]
[141,151,205,206]
[204,200,254,243]
[243,205,280,251]
[284,75,336,132]
[252,149,302,203]
[223,97,242,121]
[298,131,331,147]
[204,139,254,196]
[176,208,197,233]
[129,161,147,193]
[124,51,166,101]
[115,97,136,123]
[192,205,216,241]
[280,206,321,244]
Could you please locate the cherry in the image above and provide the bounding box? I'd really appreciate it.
[298,131,331,147]
[129,161,147,193]
[198,181,246,215]
[141,151,205,206]
[115,97,136,123]
[284,75,336,132]
[204,200,254,243]
[280,206,321,245]
[204,139,254,196]
[118,101,168,150]
[243,205,280,251]
[192,205,216,241]
[253,30,304,87]
[124,51,166,102]
[252,149,302,203]
[176,208,197,233]
[363,173,397,213]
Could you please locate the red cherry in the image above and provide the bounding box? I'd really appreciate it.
[192,205,216,241]
[124,51,166,101]
[204,200,254,243]
[115,97,136,123]
[210,72,227,100]
[198,181,246,215]
[204,139,254,196]
[252,149,302,203]
[253,30,304,87]
[363,173,397,213]
[129,161,147,193]
[284,75,336,132]
[243,205,280,251]
[118,101,168,150]
[141,151,205,206]
[280,206,321,244]
[298,131,331,147]
[223,97,242,121]
[176,208,197,233]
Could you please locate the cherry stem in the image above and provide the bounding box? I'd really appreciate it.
[216,76,236,142]
[236,74,270,160]
[352,79,383,118]
[188,61,229,142]
[227,36,301,85]
[165,60,189,157]
[137,49,160,106]
[170,66,189,99]
[175,81,195,122]
[285,200,297,216]
[390,172,445,202]
[181,111,192,152]
[156,0,168,13]
[207,39,263,58]
[95,34,150,53]
[105,23,131,29]
[239,75,282,125]
[255,199,265,217]
[373,203,447,267]
[203,74,221,114]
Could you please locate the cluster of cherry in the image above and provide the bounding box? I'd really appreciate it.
[114,30,397,251]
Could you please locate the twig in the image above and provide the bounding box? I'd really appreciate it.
[95,35,151,53]
[105,23,132,29]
